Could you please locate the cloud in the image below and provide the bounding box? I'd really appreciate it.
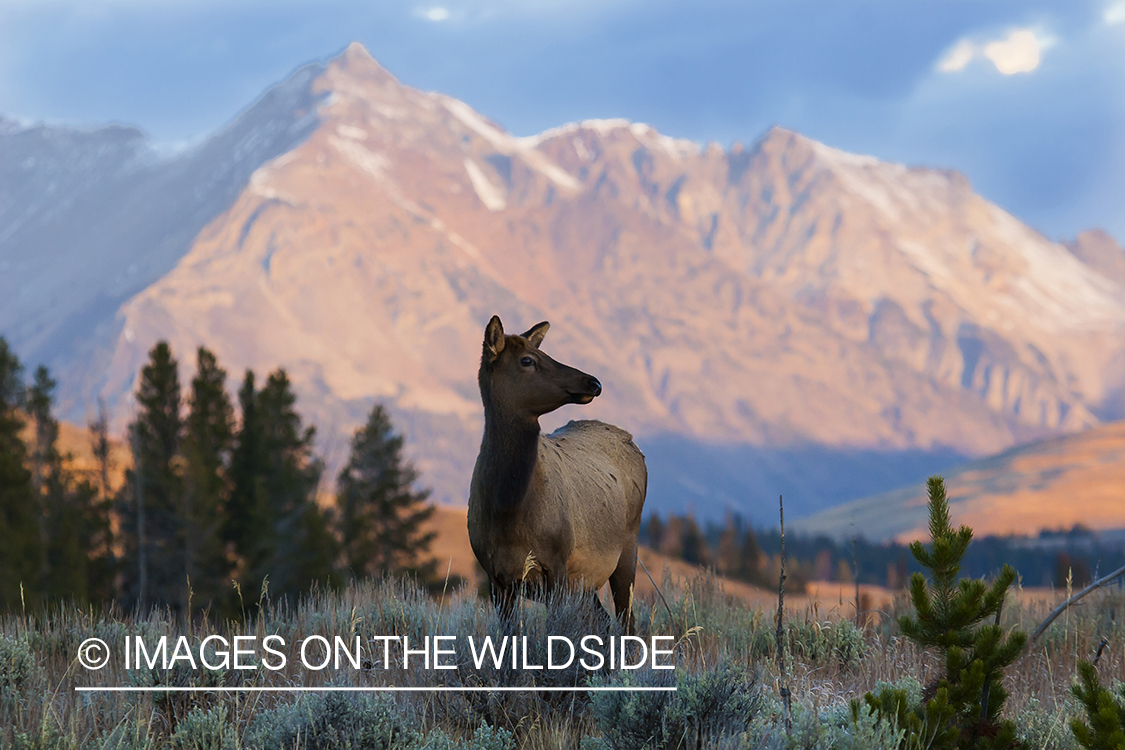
[936,28,1053,76]
[937,39,975,72]
[1106,1,1125,24]
[424,7,450,22]
[983,29,1049,74]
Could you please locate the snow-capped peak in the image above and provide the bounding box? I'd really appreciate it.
[521,118,700,159]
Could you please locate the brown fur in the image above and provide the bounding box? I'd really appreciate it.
[467,316,647,630]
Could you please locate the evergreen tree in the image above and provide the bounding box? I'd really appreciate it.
[182,347,235,613]
[227,370,264,570]
[659,516,685,559]
[737,528,765,585]
[717,517,740,576]
[27,365,104,603]
[241,369,337,602]
[1071,660,1125,749]
[644,514,665,551]
[89,399,114,503]
[87,399,118,602]
[679,516,708,566]
[27,366,59,496]
[27,365,59,584]
[123,341,184,611]
[862,476,1027,750]
[0,338,40,610]
[336,403,436,581]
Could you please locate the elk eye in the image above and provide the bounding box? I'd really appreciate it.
[520,356,535,367]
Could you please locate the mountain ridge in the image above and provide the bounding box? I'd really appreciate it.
[3,42,1124,523]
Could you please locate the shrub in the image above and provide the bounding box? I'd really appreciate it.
[169,705,237,750]
[744,690,905,750]
[245,692,420,750]
[414,721,514,750]
[590,663,759,749]
[0,633,35,693]
[785,618,866,668]
[1017,697,1080,750]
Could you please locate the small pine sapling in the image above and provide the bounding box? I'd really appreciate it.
[1070,660,1125,750]
[860,476,1027,750]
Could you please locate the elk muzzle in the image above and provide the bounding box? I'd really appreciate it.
[568,375,602,404]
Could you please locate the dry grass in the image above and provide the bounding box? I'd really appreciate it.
[0,574,1116,749]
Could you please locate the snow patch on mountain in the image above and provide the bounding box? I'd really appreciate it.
[463,158,506,211]
[522,118,701,160]
[330,136,390,181]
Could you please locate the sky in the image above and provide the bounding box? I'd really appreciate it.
[0,0,1122,241]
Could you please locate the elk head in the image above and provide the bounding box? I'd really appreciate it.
[478,315,602,418]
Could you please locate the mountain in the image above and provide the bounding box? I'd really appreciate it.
[3,43,1125,523]
[793,419,1125,543]
[0,66,326,416]
[1066,229,1125,287]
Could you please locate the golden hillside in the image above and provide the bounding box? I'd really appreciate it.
[795,420,1125,542]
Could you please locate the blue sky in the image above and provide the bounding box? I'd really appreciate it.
[1,0,1122,241]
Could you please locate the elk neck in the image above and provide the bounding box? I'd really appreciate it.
[478,394,541,513]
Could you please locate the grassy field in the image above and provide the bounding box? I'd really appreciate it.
[0,569,1119,750]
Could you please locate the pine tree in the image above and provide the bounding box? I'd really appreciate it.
[89,399,114,503]
[659,516,684,559]
[123,341,185,611]
[737,528,765,586]
[227,370,264,572]
[861,476,1027,750]
[645,514,665,550]
[717,517,740,576]
[87,399,117,602]
[1071,660,1125,749]
[27,365,59,585]
[27,366,59,495]
[0,338,40,610]
[336,403,436,581]
[679,516,708,566]
[27,365,103,603]
[182,347,235,614]
[241,369,337,602]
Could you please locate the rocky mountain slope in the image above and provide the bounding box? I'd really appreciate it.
[1066,230,1125,286]
[3,43,1124,523]
[0,66,326,416]
[794,419,1125,542]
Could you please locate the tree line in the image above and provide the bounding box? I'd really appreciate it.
[642,511,1125,592]
[0,338,438,616]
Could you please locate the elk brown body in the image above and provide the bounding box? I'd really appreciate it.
[467,315,647,630]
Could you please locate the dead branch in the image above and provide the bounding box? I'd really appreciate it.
[1029,562,1125,645]
[776,494,792,735]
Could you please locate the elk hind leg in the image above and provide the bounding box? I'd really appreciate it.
[608,544,638,635]
[490,577,519,628]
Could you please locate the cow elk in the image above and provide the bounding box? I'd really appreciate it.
[467,316,648,632]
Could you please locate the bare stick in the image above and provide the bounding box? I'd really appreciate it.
[776,494,792,735]
[851,532,860,627]
[1094,636,1110,667]
[637,551,676,631]
[1029,562,1125,645]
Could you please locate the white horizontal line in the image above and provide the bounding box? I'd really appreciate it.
[75,686,676,693]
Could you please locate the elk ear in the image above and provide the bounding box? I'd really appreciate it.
[522,321,550,348]
[484,316,506,361]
